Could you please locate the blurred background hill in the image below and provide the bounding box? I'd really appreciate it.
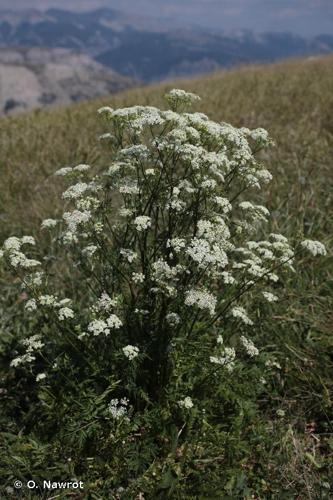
[0,3,332,115]
[0,46,133,115]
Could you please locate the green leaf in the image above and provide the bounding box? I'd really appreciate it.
[305,452,322,469]
[158,468,178,490]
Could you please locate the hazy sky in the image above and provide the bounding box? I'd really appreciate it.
[2,0,333,35]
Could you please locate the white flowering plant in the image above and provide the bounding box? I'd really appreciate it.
[0,89,327,496]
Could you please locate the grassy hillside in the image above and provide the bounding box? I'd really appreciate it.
[0,56,332,498]
[1,56,332,240]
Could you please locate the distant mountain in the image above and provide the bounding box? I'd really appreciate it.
[0,47,133,115]
[1,8,333,82]
[0,8,171,51]
[96,30,333,81]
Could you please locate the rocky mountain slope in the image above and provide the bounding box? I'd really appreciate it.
[0,47,133,115]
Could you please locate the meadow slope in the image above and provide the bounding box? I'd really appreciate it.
[0,55,332,497]
[1,55,332,241]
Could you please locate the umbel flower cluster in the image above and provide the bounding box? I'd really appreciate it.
[0,89,326,404]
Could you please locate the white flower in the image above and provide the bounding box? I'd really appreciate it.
[62,182,89,200]
[231,306,253,326]
[58,307,74,321]
[132,272,145,284]
[162,110,186,125]
[21,236,36,246]
[107,162,125,175]
[99,133,114,141]
[98,106,113,115]
[41,219,58,229]
[201,178,217,189]
[186,238,210,265]
[197,218,230,244]
[11,335,44,368]
[82,245,98,257]
[210,347,236,371]
[73,164,91,172]
[256,169,273,184]
[58,298,71,307]
[39,295,58,306]
[276,409,285,417]
[262,291,278,303]
[54,166,73,176]
[25,299,37,311]
[24,272,44,287]
[10,251,41,269]
[134,308,149,315]
[145,168,155,176]
[239,201,270,220]
[94,222,104,233]
[23,334,44,351]
[221,271,236,284]
[109,398,129,420]
[120,248,137,263]
[152,259,183,284]
[123,345,139,360]
[167,238,186,253]
[36,373,47,382]
[107,314,123,329]
[120,145,149,159]
[118,208,133,218]
[166,89,201,107]
[178,396,194,409]
[166,313,181,326]
[11,353,36,367]
[87,314,122,335]
[301,239,327,257]
[62,231,78,245]
[178,179,196,193]
[185,289,217,316]
[7,250,38,269]
[214,196,232,213]
[240,336,259,357]
[63,210,91,233]
[270,233,288,243]
[88,319,110,336]
[184,125,201,142]
[77,197,100,211]
[119,180,140,195]
[134,216,151,232]
[3,237,21,251]
[268,272,279,283]
[165,194,186,212]
[95,292,117,312]
[249,127,270,143]
[186,237,228,268]
[257,247,274,260]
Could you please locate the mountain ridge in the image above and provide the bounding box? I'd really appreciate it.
[1,7,333,82]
